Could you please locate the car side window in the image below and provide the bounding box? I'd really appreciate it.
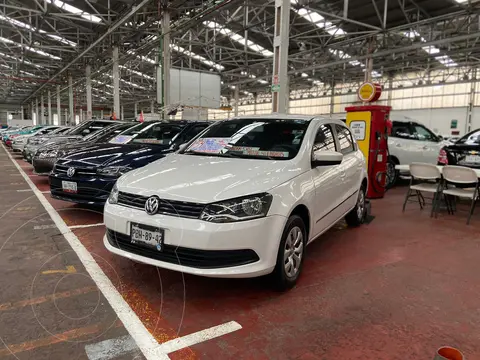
[412,124,437,142]
[391,123,415,139]
[313,124,336,152]
[335,125,355,154]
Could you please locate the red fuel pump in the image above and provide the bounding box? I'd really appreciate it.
[346,105,392,199]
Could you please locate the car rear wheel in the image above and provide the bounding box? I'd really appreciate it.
[345,185,366,227]
[272,215,306,291]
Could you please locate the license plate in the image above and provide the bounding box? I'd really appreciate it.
[62,181,77,193]
[466,155,480,163]
[130,223,164,251]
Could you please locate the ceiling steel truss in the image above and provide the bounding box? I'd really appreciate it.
[0,0,477,108]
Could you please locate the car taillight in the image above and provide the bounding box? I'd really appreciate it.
[438,148,448,164]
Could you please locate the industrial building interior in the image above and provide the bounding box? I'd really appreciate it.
[0,0,480,359]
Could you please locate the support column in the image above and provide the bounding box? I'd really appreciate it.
[121,105,124,120]
[330,83,335,115]
[162,10,171,119]
[387,77,393,107]
[150,100,154,114]
[40,94,44,125]
[56,85,61,125]
[86,65,92,120]
[100,109,104,120]
[80,108,83,123]
[68,76,74,126]
[467,69,477,133]
[35,98,39,125]
[234,87,239,116]
[134,102,138,119]
[21,106,24,120]
[112,46,120,119]
[271,0,290,113]
[47,90,52,125]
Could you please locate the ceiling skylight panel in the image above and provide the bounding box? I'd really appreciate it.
[45,0,102,23]
[203,21,274,57]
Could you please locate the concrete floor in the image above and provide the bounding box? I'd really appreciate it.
[1,144,480,360]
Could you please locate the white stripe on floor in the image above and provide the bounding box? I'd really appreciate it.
[69,223,104,229]
[85,335,138,360]
[16,189,32,192]
[157,321,242,354]
[2,144,168,360]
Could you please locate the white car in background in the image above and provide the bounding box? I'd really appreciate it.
[386,119,452,186]
[104,115,368,290]
[11,126,61,152]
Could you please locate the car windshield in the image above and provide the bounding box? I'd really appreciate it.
[84,123,134,143]
[456,129,480,145]
[183,118,311,160]
[109,121,183,145]
[68,121,114,136]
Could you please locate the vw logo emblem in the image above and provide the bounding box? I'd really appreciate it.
[67,167,75,177]
[145,196,160,215]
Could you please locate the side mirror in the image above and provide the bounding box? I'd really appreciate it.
[82,129,90,135]
[178,143,188,152]
[311,150,343,167]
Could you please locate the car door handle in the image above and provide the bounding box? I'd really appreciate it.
[422,145,428,150]
[340,171,346,178]
[395,143,402,147]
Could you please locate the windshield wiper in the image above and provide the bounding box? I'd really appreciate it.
[224,151,275,160]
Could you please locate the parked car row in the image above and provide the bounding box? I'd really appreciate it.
[4,115,369,290]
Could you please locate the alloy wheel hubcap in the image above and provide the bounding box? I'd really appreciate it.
[357,190,365,220]
[386,163,395,185]
[284,226,303,278]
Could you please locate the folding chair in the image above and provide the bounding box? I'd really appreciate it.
[402,163,442,217]
[439,166,480,225]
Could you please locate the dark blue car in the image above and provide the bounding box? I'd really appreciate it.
[49,121,210,205]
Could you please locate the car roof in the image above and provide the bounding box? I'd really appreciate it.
[230,114,315,121]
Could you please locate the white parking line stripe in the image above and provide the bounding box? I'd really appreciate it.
[41,190,50,194]
[85,335,138,360]
[34,224,57,230]
[157,321,242,354]
[2,144,168,360]
[16,189,32,192]
[69,223,104,229]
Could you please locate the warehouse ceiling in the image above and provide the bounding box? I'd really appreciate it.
[0,0,479,107]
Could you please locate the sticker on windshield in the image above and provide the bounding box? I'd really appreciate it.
[189,138,230,153]
[132,138,165,144]
[109,135,133,144]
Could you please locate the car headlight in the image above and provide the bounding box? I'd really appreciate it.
[97,166,132,177]
[108,184,119,204]
[200,193,273,223]
[38,150,58,158]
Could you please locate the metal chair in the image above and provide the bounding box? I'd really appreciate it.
[439,165,480,225]
[403,163,442,217]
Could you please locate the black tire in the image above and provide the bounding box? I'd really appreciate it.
[272,215,307,291]
[386,158,399,189]
[345,185,366,227]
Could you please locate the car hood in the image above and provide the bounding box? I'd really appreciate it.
[117,154,304,203]
[38,136,83,151]
[60,143,170,167]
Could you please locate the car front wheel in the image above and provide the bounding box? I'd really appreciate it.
[386,159,399,189]
[272,215,307,291]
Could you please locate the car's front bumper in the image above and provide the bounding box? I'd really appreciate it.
[103,202,287,278]
[32,157,56,175]
[49,173,116,205]
[12,143,25,152]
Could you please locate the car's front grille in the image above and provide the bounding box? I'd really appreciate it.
[54,163,97,176]
[117,191,205,218]
[106,229,259,269]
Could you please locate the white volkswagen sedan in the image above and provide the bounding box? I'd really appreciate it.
[104,115,368,290]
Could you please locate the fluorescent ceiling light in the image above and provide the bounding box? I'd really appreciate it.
[0,36,61,60]
[0,15,76,47]
[203,21,274,57]
[257,79,268,84]
[290,0,346,36]
[0,51,44,68]
[45,0,102,23]
[171,44,224,71]
[120,78,147,90]
[119,65,155,80]
[127,50,155,64]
